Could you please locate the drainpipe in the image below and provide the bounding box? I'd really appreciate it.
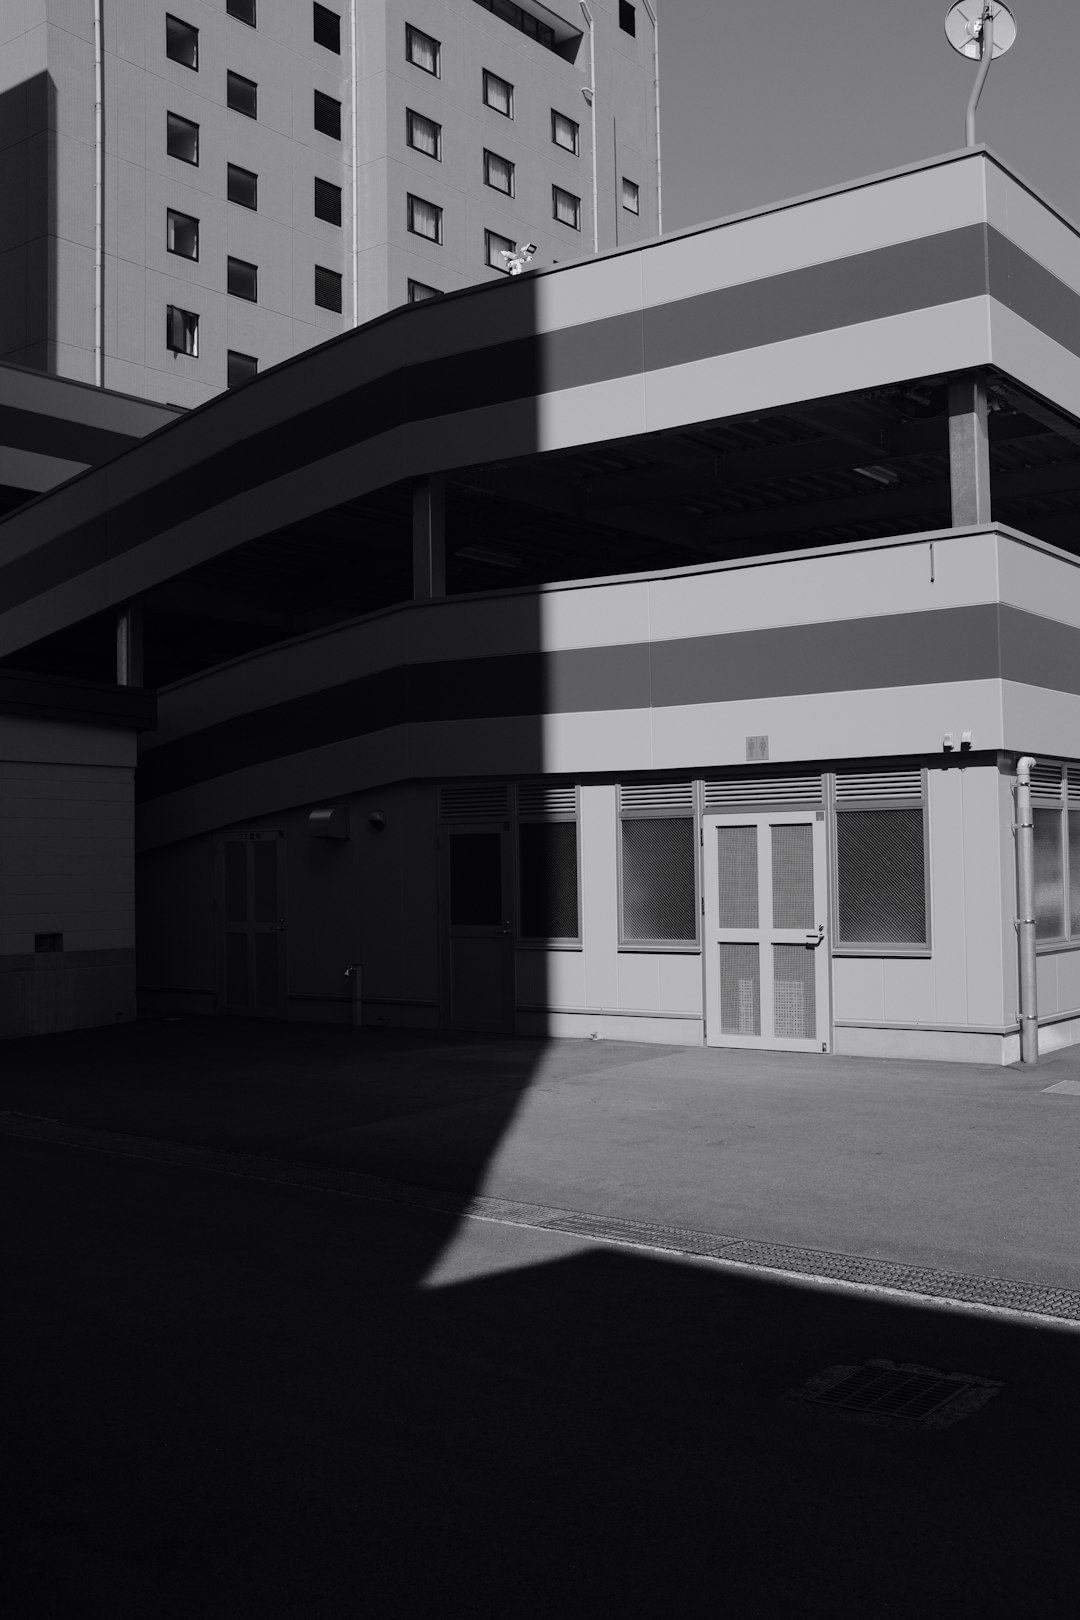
[350,0,359,325]
[580,3,599,255]
[641,0,661,234]
[93,0,104,385]
[1015,755,1038,1064]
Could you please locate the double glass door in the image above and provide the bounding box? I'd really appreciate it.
[702,812,830,1051]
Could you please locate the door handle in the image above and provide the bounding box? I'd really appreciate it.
[805,925,824,947]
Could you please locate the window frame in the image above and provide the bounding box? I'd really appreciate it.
[829,770,931,956]
[313,2,341,52]
[622,176,640,214]
[226,0,256,26]
[166,111,199,164]
[514,786,583,949]
[483,148,515,197]
[406,23,441,76]
[1025,764,1080,953]
[407,193,443,244]
[227,350,258,387]
[484,227,515,272]
[314,263,343,312]
[551,109,579,154]
[617,785,701,953]
[227,255,258,302]
[482,68,514,118]
[314,176,342,225]
[166,303,198,356]
[313,88,342,139]
[406,108,442,160]
[165,14,199,69]
[552,183,581,230]
[227,163,258,210]
[166,207,199,260]
[407,279,441,303]
[226,70,258,119]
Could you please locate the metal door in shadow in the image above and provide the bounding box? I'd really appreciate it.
[442,823,515,1032]
[219,830,287,1016]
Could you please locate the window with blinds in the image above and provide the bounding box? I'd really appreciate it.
[516,784,579,943]
[618,783,697,948]
[833,771,927,949]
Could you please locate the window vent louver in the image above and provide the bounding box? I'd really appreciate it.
[1030,764,1064,802]
[835,771,923,805]
[704,775,823,809]
[619,781,695,815]
[438,784,510,822]
[516,783,577,819]
[1066,768,1080,805]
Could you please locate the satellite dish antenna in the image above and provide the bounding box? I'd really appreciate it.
[945,2,1017,147]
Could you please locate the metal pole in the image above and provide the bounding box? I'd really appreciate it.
[965,8,995,147]
[1015,755,1038,1063]
[580,4,599,255]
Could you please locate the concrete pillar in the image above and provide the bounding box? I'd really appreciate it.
[412,476,446,600]
[948,375,991,527]
[116,597,143,686]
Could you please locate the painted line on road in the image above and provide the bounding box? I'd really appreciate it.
[3,1109,1078,1333]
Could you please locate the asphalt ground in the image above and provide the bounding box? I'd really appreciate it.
[5,1018,1080,1615]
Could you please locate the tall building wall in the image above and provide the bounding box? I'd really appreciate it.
[0,0,660,405]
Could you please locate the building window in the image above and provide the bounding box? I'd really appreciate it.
[483,150,514,196]
[622,177,639,214]
[227,350,258,387]
[313,3,341,51]
[166,208,199,259]
[407,194,442,243]
[618,788,697,947]
[406,109,441,159]
[165,15,198,68]
[485,228,515,271]
[1022,765,1080,944]
[227,256,258,301]
[314,177,342,224]
[227,164,258,209]
[166,304,198,355]
[551,109,579,153]
[835,808,927,947]
[315,265,343,311]
[553,184,580,229]
[226,0,256,25]
[483,69,513,117]
[473,0,556,52]
[619,0,636,36]
[314,89,342,139]
[227,71,258,118]
[517,786,580,942]
[166,111,199,164]
[408,279,440,302]
[406,23,440,75]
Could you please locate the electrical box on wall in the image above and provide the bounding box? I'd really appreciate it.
[307,806,350,839]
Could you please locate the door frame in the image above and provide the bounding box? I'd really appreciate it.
[437,819,516,1031]
[701,809,832,1052]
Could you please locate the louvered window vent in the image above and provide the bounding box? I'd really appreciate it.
[1030,763,1064,802]
[835,771,923,805]
[704,775,823,809]
[619,781,695,815]
[1066,768,1080,805]
[438,783,510,821]
[517,783,577,819]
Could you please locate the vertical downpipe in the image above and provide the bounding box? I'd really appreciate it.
[580,3,598,254]
[1015,756,1038,1063]
[93,0,104,385]
[641,0,661,233]
[350,0,359,325]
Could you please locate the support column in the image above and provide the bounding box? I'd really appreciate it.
[116,597,144,686]
[948,374,991,527]
[412,476,445,600]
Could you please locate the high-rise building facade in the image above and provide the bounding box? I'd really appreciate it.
[0,0,659,406]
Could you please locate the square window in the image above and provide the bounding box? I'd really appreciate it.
[483,69,513,117]
[836,808,928,946]
[227,163,258,209]
[485,228,515,272]
[166,111,199,164]
[227,70,258,118]
[483,150,514,196]
[553,184,580,229]
[406,109,441,160]
[315,264,343,311]
[622,176,639,214]
[620,817,696,944]
[165,14,198,68]
[408,279,440,303]
[228,350,258,387]
[314,88,342,139]
[166,304,198,355]
[227,256,258,301]
[226,0,256,25]
[518,821,580,941]
[551,109,579,153]
[406,23,440,75]
[314,176,342,224]
[619,0,636,36]
[407,193,442,243]
[166,207,199,259]
[314,3,341,51]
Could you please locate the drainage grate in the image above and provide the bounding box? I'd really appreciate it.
[787,1360,1002,1429]
[1042,1079,1080,1095]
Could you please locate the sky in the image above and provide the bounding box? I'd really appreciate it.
[658,0,1080,233]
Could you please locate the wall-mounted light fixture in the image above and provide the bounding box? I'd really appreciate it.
[308,806,350,839]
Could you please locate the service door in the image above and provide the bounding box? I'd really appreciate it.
[702,811,830,1051]
[444,824,514,1032]
[220,830,287,1016]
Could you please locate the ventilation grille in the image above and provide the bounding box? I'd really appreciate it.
[835,770,923,805]
[1030,763,1064,802]
[438,783,510,822]
[619,781,694,815]
[517,782,577,819]
[1067,769,1080,805]
[704,775,822,809]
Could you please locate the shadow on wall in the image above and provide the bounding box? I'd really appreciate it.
[0,72,57,371]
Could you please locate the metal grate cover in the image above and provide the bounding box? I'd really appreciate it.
[787,1360,1001,1430]
[836,806,926,944]
[438,783,510,822]
[704,775,822,809]
[620,815,697,941]
[517,782,576,819]
[717,824,758,929]
[1030,763,1064,803]
[835,770,922,804]
[619,780,694,814]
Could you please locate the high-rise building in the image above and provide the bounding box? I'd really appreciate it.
[0,0,660,406]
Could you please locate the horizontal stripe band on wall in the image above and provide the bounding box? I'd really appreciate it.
[3,222,1079,619]
[136,601,1071,802]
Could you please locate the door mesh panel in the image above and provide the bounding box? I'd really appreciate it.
[773,944,815,1039]
[771,823,814,929]
[252,839,278,928]
[717,824,758,928]
[719,942,760,1035]
[225,932,248,1007]
[621,817,696,940]
[836,809,926,944]
[518,821,579,938]
[224,840,247,924]
[254,933,280,1009]
[450,832,503,926]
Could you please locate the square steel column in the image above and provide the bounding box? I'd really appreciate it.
[116,597,144,686]
[412,477,446,600]
[948,375,991,527]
